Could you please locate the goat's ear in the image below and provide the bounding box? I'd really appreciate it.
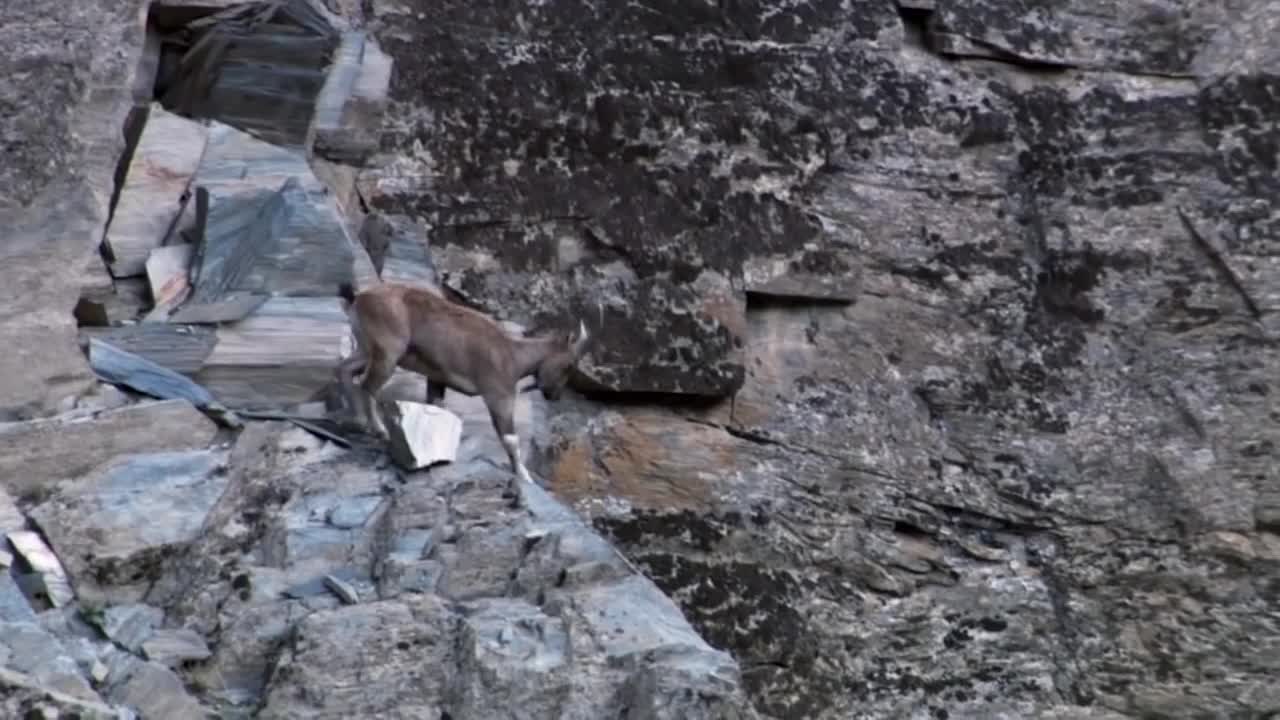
[571,319,590,356]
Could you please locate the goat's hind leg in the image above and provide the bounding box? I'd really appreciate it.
[483,389,534,508]
[335,352,369,426]
[359,347,398,439]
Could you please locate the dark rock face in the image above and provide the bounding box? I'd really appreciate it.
[367,0,1280,718]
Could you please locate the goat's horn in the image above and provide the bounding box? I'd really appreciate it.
[573,318,590,355]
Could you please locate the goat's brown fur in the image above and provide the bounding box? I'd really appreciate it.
[335,282,589,503]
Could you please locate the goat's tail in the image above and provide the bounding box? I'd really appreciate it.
[337,282,357,305]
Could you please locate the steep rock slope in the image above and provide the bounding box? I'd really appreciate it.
[358,0,1280,718]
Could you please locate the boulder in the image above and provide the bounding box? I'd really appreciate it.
[382,400,463,471]
[0,0,150,418]
[0,399,220,501]
[29,449,232,605]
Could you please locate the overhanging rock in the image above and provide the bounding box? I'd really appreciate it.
[153,0,392,164]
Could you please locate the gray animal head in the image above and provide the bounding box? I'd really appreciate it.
[536,320,590,401]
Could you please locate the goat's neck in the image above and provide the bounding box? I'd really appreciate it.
[512,334,559,378]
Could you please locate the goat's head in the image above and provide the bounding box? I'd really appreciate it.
[535,320,591,401]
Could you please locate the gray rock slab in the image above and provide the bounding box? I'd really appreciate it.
[359,212,439,290]
[97,604,163,653]
[29,448,231,605]
[257,595,459,718]
[141,628,213,667]
[0,0,151,419]
[103,104,209,278]
[0,621,100,702]
[448,598,571,718]
[0,666,123,720]
[189,121,379,294]
[0,399,220,501]
[83,323,217,375]
[103,650,210,719]
[310,31,393,165]
[5,530,74,609]
[192,296,355,409]
[0,487,24,534]
[0,571,35,623]
[89,338,240,427]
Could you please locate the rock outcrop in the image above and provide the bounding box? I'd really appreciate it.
[1,0,1277,718]
[359,0,1279,718]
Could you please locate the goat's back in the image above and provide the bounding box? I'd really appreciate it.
[356,283,519,387]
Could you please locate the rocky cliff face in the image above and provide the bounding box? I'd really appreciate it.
[2,0,1278,718]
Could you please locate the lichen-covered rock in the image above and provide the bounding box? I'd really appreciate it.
[0,0,150,418]
[356,0,1280,717]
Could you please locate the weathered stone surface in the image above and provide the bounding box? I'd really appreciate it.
[103,105,208,278]
[0,572,36,623]
[158,0,342,149]
[88,338,240,427]
[0,667,122,720]
[359,212,439,290]
[188,121,379,295]
[85,323,217,375]
[383,400,462,471]
[193,297,353,409]
[144,243,195,312]
[141,628,213,667]
[0,0,149,419]
[0,399,219,502]
[310,31,394,165]
[354,0,1280,717]
[96,604,163,653]
[102,650,210,719]
[0,621,99,702]
[30,449,232,605]
[5,531,75,609]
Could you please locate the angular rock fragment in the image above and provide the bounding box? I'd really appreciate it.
[5,531,74,608]
[29,449,231,605]
[103,650,209,719]
[141,628,213,667]
[257,595,459,717]
[96,604,163,653]
[103,104,209,278]
[383,401,463,471]
[0,621,99,701]
[449,598,570,718]
[84,323,217,375]
[192,297,354,409]
[743,250,861,303]
[185,121,379,295]
[322,574,360,605]
[0,571,36,623]
[0,666,120,720]
[360,212,438,290]
[88,338,240,427]
[0,399,220,501]
[158,0,343,148]
[144,242,195,313]
[310,31,394,165]
[180,180,293,320]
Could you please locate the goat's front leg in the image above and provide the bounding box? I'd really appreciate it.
[483,389,534,508]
